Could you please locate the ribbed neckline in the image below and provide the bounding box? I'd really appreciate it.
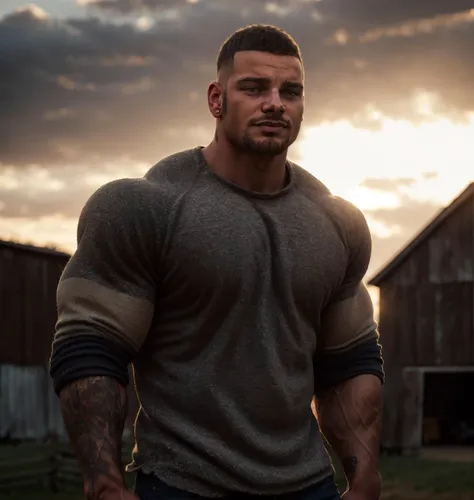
[193,146,295,200]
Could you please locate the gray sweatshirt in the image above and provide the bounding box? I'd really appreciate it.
[50,147,383,497]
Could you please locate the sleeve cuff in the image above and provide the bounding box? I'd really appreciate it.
[49,334,132,395]
[313,333,384,393]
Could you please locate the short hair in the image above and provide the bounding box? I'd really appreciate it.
[217,24,302,73]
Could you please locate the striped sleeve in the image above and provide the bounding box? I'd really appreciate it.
[314,201,384,392]
[49,178,161,394]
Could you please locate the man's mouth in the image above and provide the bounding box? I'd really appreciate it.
[255,120,288,128]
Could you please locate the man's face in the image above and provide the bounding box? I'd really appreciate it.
[218,51,304,156]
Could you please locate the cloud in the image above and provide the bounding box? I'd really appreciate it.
[2,0,474,307]
[0,5,212,167]
[318,0,474,29]
[361,177,417,191]
[83,0,180,12]
[360,9,474,43]
[367,196,441,235]
[79,0,198,14]
[80,0,321,15]
[0,2,319,168]
[2,0,474,172]
[0,214,77,252]
[328,8,474,45]
[365,196,443,277]
[0,162,149,219]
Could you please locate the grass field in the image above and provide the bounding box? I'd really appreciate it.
[0,448,473,499]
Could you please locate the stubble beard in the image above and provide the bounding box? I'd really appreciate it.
[239,132,292,156]
[220,91,295,156]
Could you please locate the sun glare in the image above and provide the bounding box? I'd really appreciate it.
[296,95,474,238]
[295,92,474,317]
[3,93,474,294]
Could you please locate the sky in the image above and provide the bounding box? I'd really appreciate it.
[1,0,474,310]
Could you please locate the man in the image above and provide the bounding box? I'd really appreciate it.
[49,24,384,500]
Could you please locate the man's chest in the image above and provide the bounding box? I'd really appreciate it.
[158,190,348,314]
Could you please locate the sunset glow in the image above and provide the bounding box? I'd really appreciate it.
[2,93,473,260]
[2,1,474,324]
[297,94,474,240]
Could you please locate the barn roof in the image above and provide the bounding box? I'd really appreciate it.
[0,239,71,259]
[368,181,474,287]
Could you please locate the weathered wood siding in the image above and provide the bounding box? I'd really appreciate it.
[0,242,69,366]
[0,241,141,441]
[377,192,474,450]
[0,364,67,440]
[0,364,138,441]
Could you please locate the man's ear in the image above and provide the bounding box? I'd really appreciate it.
[207,81,223,118]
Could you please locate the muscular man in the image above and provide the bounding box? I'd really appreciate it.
[49,24,384,500]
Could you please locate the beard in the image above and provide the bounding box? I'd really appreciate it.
[238,132,292,156]
[220,92,298,156]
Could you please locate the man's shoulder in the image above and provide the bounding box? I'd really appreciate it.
[83,176,163,216]
[324,195,371,256]
[77,177,161,239]
[325,194,367,230]
[292,162,369,241]
[291,162,332,199]
[145,147,202,186]
[82,147,202,218]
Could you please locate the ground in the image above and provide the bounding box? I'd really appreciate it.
[419,445,474,463]
[372,453,474,499]
[0,447,473,499]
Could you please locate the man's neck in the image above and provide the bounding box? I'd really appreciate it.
[202,139,288,194]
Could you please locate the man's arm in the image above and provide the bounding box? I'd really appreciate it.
[313,199,384,499]
[50,179,160,499]
[59,377,129,498]
[314,285,383,498]
[315,373,382,498]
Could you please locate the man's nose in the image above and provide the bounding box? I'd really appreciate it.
[262,88,285,114]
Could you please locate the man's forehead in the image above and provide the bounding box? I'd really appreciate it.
[230,50,303,81]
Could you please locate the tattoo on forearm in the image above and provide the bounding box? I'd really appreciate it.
[342,456,358,480]
[59,376,127,499]
[315,375,382,486]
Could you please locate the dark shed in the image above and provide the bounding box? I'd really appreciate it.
[0,240,70,439]
[0,240,70,366]
[368,182,474,454]
[0,239,138,441]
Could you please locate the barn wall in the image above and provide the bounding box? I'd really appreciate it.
[377,194,474,451]
[0,364,138,441]
[0,245,68,366]
[0,243,141,442]
[0,244,69,439]
[0,364,67,440]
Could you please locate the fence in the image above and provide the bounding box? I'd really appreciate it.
[0,440,134,494]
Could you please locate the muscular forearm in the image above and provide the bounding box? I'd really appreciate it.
[59,376,128,499]
[315,374,382,497]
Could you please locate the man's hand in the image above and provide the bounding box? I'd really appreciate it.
[341,489,380,500]
[341,471,381,500]
[342,493,371,500]
[100,489,139,500]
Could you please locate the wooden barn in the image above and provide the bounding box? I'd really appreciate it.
[368,182,474,454]
[0,240,70,440]
[0,239,138,442]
